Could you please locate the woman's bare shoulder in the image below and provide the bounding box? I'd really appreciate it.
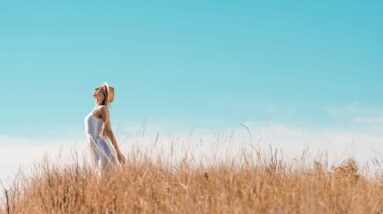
[98,105,109,115]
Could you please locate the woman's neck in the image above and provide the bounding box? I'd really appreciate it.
[95,99,105,107]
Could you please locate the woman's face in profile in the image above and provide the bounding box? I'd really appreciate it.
[93,87,105,100]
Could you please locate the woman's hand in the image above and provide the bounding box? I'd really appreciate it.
[117,152,126,164]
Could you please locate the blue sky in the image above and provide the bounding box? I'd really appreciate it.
[1,1,382,138]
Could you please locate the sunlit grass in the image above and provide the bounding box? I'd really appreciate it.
[2,136,383,213]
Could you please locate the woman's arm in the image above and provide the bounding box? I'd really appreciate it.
[107,129,126,164]
[101,106,126,164]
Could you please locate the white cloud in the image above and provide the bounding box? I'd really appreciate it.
[352,116,383,125]
[325,103,383,125]
[0,136,87,188]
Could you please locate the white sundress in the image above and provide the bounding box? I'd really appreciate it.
[84,106,119,174]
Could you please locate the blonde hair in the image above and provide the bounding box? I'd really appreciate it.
[100,85,109,106]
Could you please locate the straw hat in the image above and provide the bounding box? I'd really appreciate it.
[101,82,115,103]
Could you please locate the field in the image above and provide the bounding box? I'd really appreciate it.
[1,131,383,214]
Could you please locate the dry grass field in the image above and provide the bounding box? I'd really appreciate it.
[2,145,383,214]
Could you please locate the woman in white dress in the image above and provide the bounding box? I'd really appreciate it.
[84,82,126,174]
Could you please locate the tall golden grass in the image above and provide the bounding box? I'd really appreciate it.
[1,144,383,213]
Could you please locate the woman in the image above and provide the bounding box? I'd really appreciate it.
[84,82,126,174]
